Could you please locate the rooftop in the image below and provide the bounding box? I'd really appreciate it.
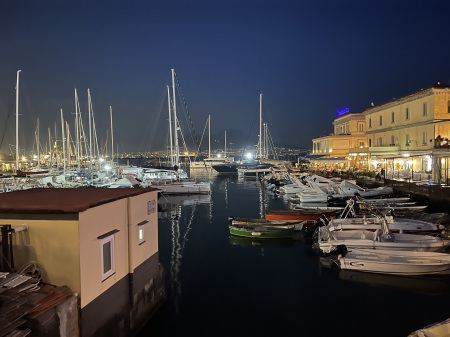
[0,188,158,213]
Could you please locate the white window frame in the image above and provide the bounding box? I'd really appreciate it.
[422,131,428,145]
[138,220,148,245]
[101,235,116,281]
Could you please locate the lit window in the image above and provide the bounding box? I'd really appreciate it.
[101,236,115,281]
[138,220,148,245]
[98,229,119,281]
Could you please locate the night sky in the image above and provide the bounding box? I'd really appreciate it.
[1,0,450,155]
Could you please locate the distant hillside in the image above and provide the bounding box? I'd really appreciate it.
[197,128,308,153]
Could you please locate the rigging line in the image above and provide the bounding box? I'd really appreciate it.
[176,117,191,163]
[139,87,166,153]
[0,91,15,150]
[173,72,201,152]
[196,118,209,156]
[266,127,278,159]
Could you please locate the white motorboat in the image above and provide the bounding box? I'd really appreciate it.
[314,218,450,255]
[337,245,450,276]
[298,178,395,203]
[324,215,444,235]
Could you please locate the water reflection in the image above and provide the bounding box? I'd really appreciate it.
[158,194,212,219]
[158,194,211,314]
[229,235,294,248]
[339,270,450,295]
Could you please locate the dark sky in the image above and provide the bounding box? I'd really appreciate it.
[1,0,450,155]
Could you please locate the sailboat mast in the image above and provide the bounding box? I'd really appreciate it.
[224,130,227,157]
[15,70,21,172]
[208,114,211,158]
[259,93,263,160]
[36,118,40,168]
[61,109,66,172]
[171,69,180,167]
[167,85,173,167]
[74,88,81,170]
[264,123,268,159]
[88,89,93,172]
[110,106,114,164]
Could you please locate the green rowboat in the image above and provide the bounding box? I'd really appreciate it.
[229,224,295,239]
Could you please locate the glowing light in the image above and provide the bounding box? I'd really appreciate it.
[104,165,111,170]
[245,152,253,159]
[336,107,350,116]
[402,153,410,157]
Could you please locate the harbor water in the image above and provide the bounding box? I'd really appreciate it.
[136,170,450,337]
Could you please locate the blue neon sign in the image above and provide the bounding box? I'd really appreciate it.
[336,107,350,116]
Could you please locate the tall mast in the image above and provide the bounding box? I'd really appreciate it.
[167,85,173,167]
[171,69,179,167]
[15,70,21,172]
[208,115,211,158]
[87,88,93,172]
[61,109,66,172]
[36,118,40,168]
[264,123,268,159]
[74,88,81,170]
[48,128,52,168]
[259,93,263,160]
[224,130,227,157]
[110,106,114,164]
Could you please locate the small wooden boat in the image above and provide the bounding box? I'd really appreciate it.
[229,217,306,230]
[229,223,295,239]
[337,245,450,276]
[265,208,340,222]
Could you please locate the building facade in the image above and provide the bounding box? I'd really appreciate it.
[311,83,450,183]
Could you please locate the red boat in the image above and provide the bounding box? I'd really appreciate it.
[264,209,340,222]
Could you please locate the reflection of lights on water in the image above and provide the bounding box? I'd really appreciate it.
[169,204,196,315]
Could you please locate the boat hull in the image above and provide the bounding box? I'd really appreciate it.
[229,224,294,239]
[265,209,339,221]
[339,248,450,275]
[230,217,305,231]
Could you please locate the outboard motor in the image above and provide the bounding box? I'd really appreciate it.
[304,215,329,241]
[335,244,348,256]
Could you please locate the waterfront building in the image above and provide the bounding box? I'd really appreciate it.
[311,110,366,170]
[310,83,450,184]
[0,188,165,337]
[351,82,450,183]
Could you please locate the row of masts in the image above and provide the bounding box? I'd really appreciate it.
[13,69,276,172]
[14,70,115,172]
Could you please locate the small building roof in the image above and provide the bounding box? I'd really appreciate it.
[0,188,158,213]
